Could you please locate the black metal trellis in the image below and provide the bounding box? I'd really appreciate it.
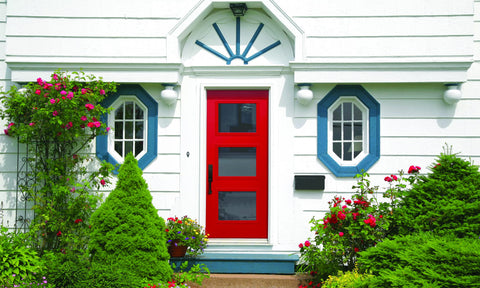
[15,139,36,232]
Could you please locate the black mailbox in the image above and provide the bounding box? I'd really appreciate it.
[295,175,325,190]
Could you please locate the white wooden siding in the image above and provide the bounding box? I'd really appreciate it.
[0,0,478,250]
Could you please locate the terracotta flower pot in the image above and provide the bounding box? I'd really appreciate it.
[168,240,188,258]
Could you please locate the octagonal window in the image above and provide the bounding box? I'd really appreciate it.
[329,97,368,166]
[96,84,158,171]
[318,85,380,177]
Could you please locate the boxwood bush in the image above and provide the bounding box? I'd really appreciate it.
[356,232,480,288]
[395,149,480,238]
[88,153,172,287]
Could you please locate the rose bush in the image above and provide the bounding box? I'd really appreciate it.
[298,167,421,286]
[298,172,390,284]
[0,70,116,254]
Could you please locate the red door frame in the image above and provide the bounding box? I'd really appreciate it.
[206,90,268,238]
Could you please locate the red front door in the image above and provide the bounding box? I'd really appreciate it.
[206,90,268,238]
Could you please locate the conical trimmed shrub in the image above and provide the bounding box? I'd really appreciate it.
[88,153,172,287]
[396,149,480,238]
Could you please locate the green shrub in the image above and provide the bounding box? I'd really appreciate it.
[0,227,44,286]
[395,148,480,238]
[43,250,91,288]
[356,232,480,287]
[322,266,373,288]
[88,153,173,287]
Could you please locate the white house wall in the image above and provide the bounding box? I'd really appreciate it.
[0,0,479,253]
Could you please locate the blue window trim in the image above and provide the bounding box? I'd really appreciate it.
[96,84,158,172]
[317,85,380,177]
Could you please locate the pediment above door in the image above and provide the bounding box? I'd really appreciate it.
[182,9,294,67]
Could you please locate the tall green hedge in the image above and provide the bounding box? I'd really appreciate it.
[396,150,480,238]
[356,232,480,288]
[88,153,172,287]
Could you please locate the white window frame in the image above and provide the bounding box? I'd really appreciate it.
[108,95,148,164]
[327,96,369,166]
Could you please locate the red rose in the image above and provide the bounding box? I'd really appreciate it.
[304,241,311,247]
[298,243,304,248]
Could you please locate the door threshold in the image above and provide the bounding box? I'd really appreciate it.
[206,238,273,253]
[208,238,270,246]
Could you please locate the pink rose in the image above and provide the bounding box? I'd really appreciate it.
[53,74,59,80]
[304,241,311,247]
[35,89,42,95]
[100,179,106,186]
[298,243,303,249]
[60,90,67,95]
[339,232,344,237]
[81,116,87,121]
[345,199,352,205]
[52,111,58,117]
[85,103,94,110]
[106,127,111,132]
[408,165,421,174]
[50,98,56,104]
[99,89,105,95]
[81,88,87,95]
[67,92,74,99]
[37,78,44,85]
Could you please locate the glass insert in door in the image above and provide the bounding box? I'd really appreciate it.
[218,191,256,220]
[218,147,256,176]
[218,103,256,132]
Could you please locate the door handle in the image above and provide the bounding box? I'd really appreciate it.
[208,164,213,194]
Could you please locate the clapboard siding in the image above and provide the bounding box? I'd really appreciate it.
[295,16,473,37]
[305,36,472,58]
[294,137,480,157]
[294,155,480,177]
[293,117,480,137]
[6,17,178,38]
[6,0,197,18]
[279,0,473,17]
[6,37,167,58]
[296,98,480,119]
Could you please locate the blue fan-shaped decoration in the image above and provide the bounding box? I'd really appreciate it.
[195,17,281,65]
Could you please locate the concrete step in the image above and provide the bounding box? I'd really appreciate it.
[190,274,300,288]
[171,253,299,274]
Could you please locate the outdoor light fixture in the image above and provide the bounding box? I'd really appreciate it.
[296,83,313,105]
[230,3,247,17]
[443,83,462,105]
[160,84,178,105]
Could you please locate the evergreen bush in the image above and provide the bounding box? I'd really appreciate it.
[356,232,480,288]
[395,147,480,238]
[88,153,173,287]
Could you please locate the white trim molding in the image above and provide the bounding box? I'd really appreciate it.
[7,60,183,83]
[291,60,473,83]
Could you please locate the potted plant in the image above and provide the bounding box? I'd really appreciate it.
[166,216,209,258]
